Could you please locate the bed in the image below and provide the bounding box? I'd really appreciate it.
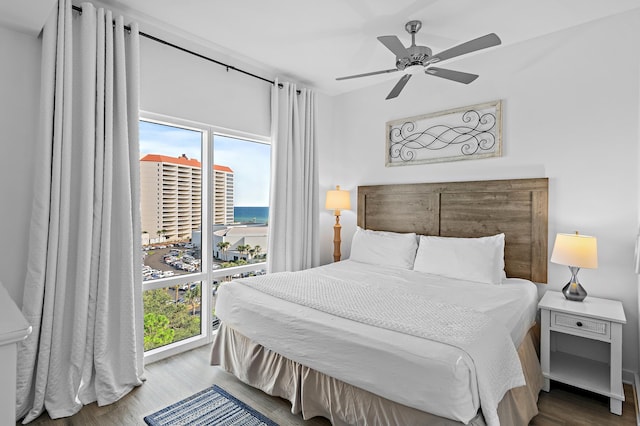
[211,178,548,425]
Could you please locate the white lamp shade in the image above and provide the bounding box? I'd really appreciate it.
[325,185,351,211]
[550,233,598,269]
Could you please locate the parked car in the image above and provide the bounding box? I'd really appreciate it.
[180,282,198,292]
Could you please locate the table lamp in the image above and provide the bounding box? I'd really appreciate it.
[325,185,351,262]
[550,232,598,301]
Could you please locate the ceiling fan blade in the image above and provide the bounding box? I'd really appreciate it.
[336,68,399,81]
[377,35,410,58]
[425,67,479,84]
[386,74,412,100]
[429,33,501,64]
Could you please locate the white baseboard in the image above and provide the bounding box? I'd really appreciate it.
[625,369,636,384]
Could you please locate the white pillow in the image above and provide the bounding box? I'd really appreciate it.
[349,227,418,270]
[413,233,505,285]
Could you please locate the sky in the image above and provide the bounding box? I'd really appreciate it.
[139,120,271,206]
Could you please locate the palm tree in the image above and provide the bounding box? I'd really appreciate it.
[253,245,262,258]
[184,285,201,315]
[217,241,230,260]
[237,244,251,260]
[156,229,167,243]
[235,244,245,260]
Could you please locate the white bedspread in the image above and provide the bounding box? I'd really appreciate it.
[214,260,538,424]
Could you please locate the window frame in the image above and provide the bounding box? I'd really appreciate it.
[140,111,270,364]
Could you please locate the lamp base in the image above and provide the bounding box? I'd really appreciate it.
[562,281,587,302]
[332,214,342,262]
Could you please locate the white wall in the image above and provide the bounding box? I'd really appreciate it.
[637,27,640,392]
[321,11,640,376]
[317,92,338,263]
[0,26,41,307]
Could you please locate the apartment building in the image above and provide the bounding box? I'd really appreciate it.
[140,154,234,242]
[214,163,234,225]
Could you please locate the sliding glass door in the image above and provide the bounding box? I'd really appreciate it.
[139,112,270,363]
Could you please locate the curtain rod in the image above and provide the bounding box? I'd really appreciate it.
[70,4,293,91]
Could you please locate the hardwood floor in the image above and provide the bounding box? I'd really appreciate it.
[23,345,636,426]
[22,344,330,426]
[532,382,636,426]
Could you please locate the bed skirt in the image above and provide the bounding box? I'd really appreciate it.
[210,323,543,425]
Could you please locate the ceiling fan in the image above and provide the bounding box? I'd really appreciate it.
[336,20,501,100]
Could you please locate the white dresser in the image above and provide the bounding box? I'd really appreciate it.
[0,282,32,424]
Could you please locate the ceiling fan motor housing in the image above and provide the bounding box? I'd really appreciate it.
[396,45,432,70]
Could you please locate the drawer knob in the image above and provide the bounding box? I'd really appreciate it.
[576,321,583,327]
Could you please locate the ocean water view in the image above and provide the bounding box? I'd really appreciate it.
[234,206,269,223]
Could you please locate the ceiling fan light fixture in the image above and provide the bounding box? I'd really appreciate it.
[405,64,424,75]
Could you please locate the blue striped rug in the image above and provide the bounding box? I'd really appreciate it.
[144,385,279,426]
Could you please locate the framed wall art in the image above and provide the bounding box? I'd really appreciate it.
[386,100,502,166]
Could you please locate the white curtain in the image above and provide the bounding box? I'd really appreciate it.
[16,1,144,422]
[267,80,320,272]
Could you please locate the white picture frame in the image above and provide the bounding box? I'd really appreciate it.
[386,100,502,166]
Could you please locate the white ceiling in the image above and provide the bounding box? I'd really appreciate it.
[0,0,56,36]
[3,0,640,96]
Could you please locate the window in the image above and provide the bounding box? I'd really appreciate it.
[210,135,270,331]
[140,113,270,363]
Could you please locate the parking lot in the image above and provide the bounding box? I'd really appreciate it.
[142,244,201,280]
[142,244,232,281]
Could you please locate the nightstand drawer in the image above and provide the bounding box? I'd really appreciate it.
[551,311,610,339]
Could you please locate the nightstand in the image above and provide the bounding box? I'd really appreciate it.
[539,290,626,415]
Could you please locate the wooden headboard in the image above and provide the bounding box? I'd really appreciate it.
[357,178,548,283]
